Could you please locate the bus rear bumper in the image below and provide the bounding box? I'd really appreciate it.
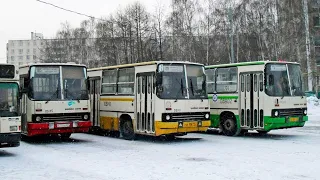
[0,133,21,147]
[155,120,211,136]
[26,121,91,136]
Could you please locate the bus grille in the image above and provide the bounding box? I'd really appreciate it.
[277,108,305,117]
[171,114,204,121]
[32,113,88,122]
[162,112,209,122]
[42,115,83,121]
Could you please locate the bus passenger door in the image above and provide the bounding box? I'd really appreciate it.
[136,73,155,134]
[89,77,101,128]
[239,72,264,129]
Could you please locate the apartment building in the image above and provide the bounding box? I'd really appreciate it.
[6,32,45,66]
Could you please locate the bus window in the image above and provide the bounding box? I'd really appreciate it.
[205,69,215,93]
[118,68,134,95]
[265,64,290,96]
[216,67,237,93]
[102,69,117,94]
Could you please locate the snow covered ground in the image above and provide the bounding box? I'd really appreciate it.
[1,101,320,180]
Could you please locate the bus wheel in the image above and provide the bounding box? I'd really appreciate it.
[165,134,175,141]
[110,131,120,138]
[120,119,136,140]
[220,114,240,136]
[60,133,71,140]
[257,130,269,135]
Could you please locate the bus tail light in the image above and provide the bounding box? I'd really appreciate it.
[35,109,42,112]
[83,108,88,110]
[166,108,172,110]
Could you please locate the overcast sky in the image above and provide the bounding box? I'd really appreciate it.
[0,0,171,63]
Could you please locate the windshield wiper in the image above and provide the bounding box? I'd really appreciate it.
[64,88,80,103]
[189,78,195,96]
[173,78,184,102]
[45,87,59,104]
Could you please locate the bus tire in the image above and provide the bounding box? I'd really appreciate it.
[60,133,71,140]
[110,131,120,138]
[220,113,240,136]
[165,134,175,141]
[120,118,136,140]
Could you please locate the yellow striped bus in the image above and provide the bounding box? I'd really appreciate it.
[87,61,211,140]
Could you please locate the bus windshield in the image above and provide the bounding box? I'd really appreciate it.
[0,83,19,117]
[265,63,304,97]
[157,64,207,99]
[30,65,88,101]
[62,66,88,100]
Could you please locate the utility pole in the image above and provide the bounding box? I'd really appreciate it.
[303,0,313,91]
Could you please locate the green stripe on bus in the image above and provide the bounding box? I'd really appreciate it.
[208,95,238,100]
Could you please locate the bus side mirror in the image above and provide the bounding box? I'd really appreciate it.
[269,75,274,85]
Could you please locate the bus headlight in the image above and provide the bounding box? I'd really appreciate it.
[165,115,171,121]
[83,114,89,120]
[35,116,42,122]
[205,113,210,119]
[274,111,279,117]
[304,110,307,115]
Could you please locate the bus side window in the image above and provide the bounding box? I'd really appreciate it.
[205,69,215,94]
[101,69,117,94]
[240,75,244,92]
[216,67,237,93]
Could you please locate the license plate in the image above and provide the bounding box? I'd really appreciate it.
[10,126,17,131]
[183,122,197,128]
[290,117,299,122]
[57,124,70,128]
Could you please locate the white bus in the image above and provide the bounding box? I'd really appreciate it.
[87,61,211,140]
[0,64,21,148]
[205,61,308,136]
[19,63,91,139]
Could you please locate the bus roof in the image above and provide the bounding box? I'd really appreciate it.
[19,62,86,69]
[205,61,300,69]
[88,61,204,71]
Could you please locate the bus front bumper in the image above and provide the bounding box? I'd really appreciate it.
[0,133,21,147]
[263,116,308,131]
[27,121,91,136]
[155,120,211,136]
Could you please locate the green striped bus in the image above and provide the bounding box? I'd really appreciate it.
[205,61,308,136]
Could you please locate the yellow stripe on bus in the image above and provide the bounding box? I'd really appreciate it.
[100,98,134,102]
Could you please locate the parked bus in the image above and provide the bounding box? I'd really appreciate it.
[19,63,91,139]
[0,64,21,148]
[205,61,308,136]
[87,61,211,140]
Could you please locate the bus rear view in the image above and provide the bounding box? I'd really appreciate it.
[19,63,91,139]
[0,64,21,148]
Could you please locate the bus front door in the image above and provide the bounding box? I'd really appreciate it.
[89,77,101,130]
[240,73,264,129]
[136,73,155,134]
